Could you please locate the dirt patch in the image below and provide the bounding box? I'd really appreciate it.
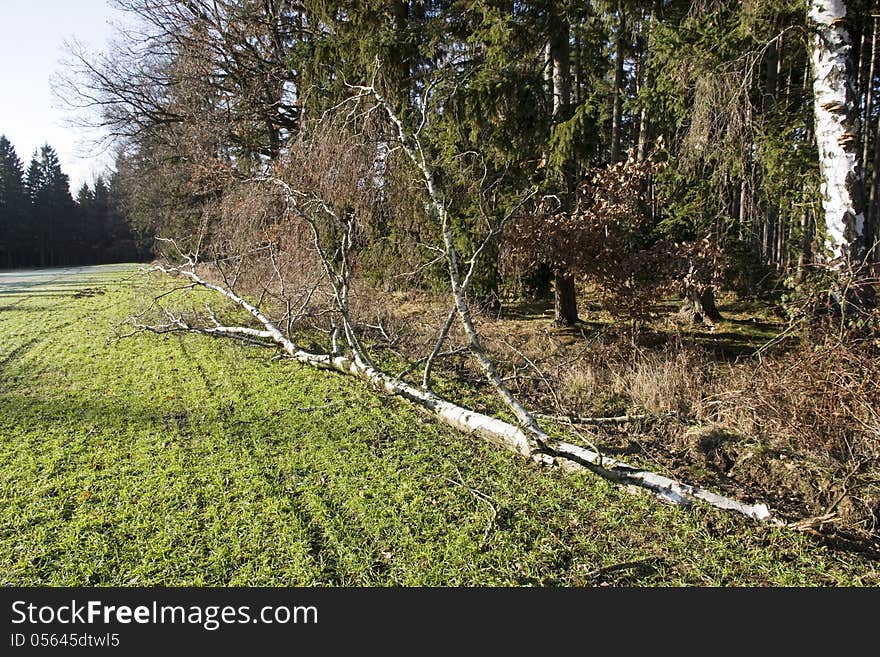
[74,288,106,298]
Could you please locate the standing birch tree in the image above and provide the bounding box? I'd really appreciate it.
[809,0,868,273]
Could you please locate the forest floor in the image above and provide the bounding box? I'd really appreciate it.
[0,264,877,585]
[363,282,880,555]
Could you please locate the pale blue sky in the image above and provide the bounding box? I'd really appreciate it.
[0,0,125,192]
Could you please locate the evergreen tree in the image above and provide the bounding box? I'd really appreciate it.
[65,0,880,314]
[71,174,141,264]
[75,181,97,263]
[25,145,75,267]
[0,135,27,268]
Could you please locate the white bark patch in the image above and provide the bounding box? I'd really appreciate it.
[809,0,865,263]
[289,339,773,521]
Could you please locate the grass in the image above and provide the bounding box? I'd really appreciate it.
[0,264,877,586]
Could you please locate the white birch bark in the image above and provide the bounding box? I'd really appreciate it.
[809,0,865,265]
[146,263,775,524]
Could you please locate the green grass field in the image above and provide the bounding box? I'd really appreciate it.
[0,265,876,586]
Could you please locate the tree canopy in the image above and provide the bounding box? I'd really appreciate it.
[52,0,879,314]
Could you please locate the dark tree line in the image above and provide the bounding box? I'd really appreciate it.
[0,135,148,269]
[58,0,879,321]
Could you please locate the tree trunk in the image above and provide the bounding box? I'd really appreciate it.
[572,14,582,107]
[549,8,579,325]
[860,16,877,182]
[636,0,660,163]
[859,8,877,254]
[635,95,650,163]
[808,0,866,268]
[680,286,723,325]
[765,33,785,268]
[550,15,571,126]
[553,271,579,326]
[778,210,787,271]
[796,206,814,282]
[870,104,880,265]
[763,34,779,110]
[610,7,627,163]
[388,0,411,109]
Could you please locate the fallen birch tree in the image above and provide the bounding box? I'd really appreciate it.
[121,83,777,526]
[139,256,773,522]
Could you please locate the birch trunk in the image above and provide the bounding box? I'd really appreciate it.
[148,264,775,524]
[809,0,866,266]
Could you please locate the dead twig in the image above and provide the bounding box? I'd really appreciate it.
[443,463,498,546]
[581,556,664,582]
[535,411,682,426]
[787,512,840,533]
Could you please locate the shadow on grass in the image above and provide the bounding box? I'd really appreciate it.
[0,287,106,297]
[726,317,784,332]
[0,390,200,435]
[498,298,554,320]
[0,304,89,313]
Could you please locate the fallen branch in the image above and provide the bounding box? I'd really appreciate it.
[138,264,777,525]
[535,411,688,426]
[537,412,648,425]
[581,556,663,582]
[443,463,498,545]
[786,512,839,533]
[546,439,774,522]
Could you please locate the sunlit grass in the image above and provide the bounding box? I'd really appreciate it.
[0,265,875,586]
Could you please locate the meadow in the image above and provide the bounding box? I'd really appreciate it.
[0,265,876,586]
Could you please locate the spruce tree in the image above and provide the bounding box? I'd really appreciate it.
[25,145,75,267]
[0,135,27,268]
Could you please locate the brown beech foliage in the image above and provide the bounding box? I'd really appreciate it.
[504,155,725,322]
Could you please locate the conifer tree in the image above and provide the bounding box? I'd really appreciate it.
[25,145,75,267]
[0,135,27,268]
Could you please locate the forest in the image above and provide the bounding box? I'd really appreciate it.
[0,137,145,268]
[31,0,880,551]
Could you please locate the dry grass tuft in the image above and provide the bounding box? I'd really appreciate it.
[614,348,711,417]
